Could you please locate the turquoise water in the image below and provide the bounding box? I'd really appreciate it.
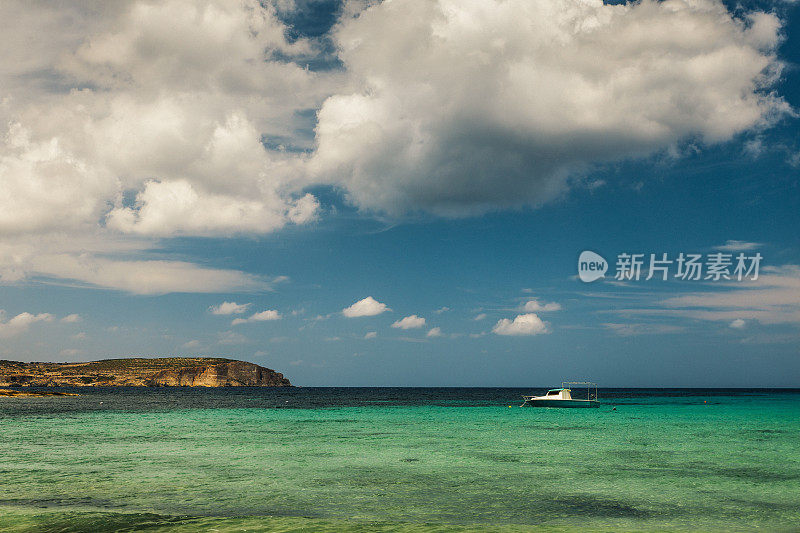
[1,388,799,531]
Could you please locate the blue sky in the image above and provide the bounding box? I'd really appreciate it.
[0,0,798,386]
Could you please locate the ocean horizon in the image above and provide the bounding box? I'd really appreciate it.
[2,387,799,532]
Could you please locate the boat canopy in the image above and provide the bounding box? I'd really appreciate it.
[561,381,598,401]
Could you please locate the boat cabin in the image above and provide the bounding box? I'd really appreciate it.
[545,388,573,400]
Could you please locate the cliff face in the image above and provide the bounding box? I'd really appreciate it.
[0,358,291,387]
[146,360,290,387]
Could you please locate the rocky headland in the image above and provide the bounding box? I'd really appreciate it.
[0,357,291,388]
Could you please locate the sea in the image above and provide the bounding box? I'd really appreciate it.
[0,387,798,532]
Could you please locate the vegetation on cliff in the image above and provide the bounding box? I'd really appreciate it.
[0,358,291,387]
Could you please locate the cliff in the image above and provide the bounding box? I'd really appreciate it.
[0,357,291,387]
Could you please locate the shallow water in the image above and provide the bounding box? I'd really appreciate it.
[1,388,798,531]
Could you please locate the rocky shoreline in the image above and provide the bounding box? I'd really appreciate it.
[0,388,80,397]
[0,357,291,388]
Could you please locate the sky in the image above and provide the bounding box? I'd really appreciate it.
[0,0,798,387]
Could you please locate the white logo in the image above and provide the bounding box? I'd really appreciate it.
[577,250,761,283]
[578,251,607,282]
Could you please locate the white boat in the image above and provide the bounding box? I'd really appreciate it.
[521,381,599,408]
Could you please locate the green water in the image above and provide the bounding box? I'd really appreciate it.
[1,389,799,531]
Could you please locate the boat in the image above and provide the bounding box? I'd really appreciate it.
[521,381,599,408]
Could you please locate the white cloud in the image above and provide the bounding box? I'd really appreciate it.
[0,0,330,239]
[181,340,202,350]
[232,309,281,325]
[730,319,747,329]
[0,122,118,235]
[0,0,334,296]
[659,265,800,325]
[434,306,450,314]
[0,236,269,294]
[492,313,548,336]
[0,0,792,302]
[392,314,426,329]
[522,299,562,312]
[611,265,800,326]
[249,310,281,321]
[473,313,487,321]
[0,311,54,338]
[364,331,377,339]
[602,322,684,337]
[342,296,390,317]
[310,0,788,216]
[714,240,763,252]
[106,181,320,237]
[61,314,82,323]
[34,254,267,295]
[426,327,443,338]
[210,301,251,315]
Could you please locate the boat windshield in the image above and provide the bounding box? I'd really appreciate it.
[547,390,561,396]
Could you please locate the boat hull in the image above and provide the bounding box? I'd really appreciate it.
[522,399,599,408]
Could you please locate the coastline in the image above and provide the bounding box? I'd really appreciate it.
[0,358,291,388]
[0,388,79,397]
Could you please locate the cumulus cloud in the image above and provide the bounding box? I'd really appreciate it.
[0,0,342,299]
[0,311,55,338]
[0,0,793,299]
[392,314,426,329]
[0,0,331,294]
[0,122,118,235]
[182,340,202,350]
[473,313,487,321]
[730,318,747,329]
[1,0,330,239]
[426,327,443,338]
[106,181,320,237]
[521,299,562,312]
[232,309,281,325]
[492,313,549,336]
[61,314,82,323]
[310,0,789,216]
[364,331,377,339]
[342,296,390,317]
[245,309,281,321]
[210,301,251,315]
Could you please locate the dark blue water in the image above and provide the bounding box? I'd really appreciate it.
[2,386,797,414]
